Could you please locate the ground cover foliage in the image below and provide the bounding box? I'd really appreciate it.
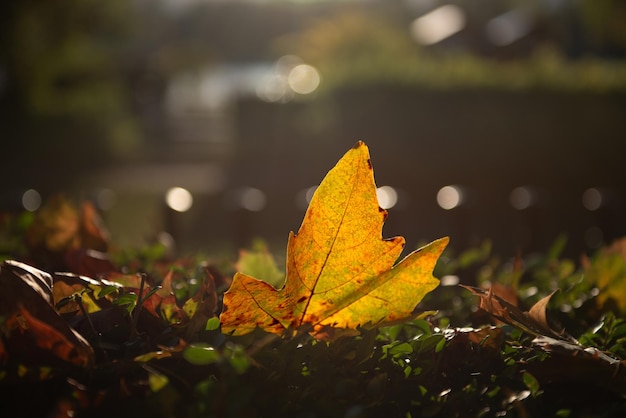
[3,147,626,417]
[3,205,626,417]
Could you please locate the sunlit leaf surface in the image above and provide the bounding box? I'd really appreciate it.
[220,141,448,338]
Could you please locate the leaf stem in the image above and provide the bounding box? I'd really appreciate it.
[75,293,109,361]
[130,273,147,338]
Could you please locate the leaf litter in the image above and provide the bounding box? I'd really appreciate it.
[1,143,626,416]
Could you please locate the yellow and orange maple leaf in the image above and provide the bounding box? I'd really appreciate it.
[220,141,448,338]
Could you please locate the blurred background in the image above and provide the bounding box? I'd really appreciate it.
[1,0,625,259]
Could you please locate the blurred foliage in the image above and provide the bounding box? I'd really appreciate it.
[0,211,33,262]
[583,238,626,313]
[580,0,626,54]
[3,0,131,118]
[0,0,141,162]
[2,1,626,185]
[278,11,626,93]
[4,2,626,126]
[274,11,422,88]
[578,312,626,360]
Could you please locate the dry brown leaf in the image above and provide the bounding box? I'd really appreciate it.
[0,261,94,368]
[463,285,566,340]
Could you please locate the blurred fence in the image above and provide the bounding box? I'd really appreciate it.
[220,87,626,257]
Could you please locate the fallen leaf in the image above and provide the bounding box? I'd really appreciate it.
[100,271,144,289]
[183,267,218,340]
[15,306,93,367]
[526,290,559,336]
[24,196,115,275]
[63,248,117,278]
[220,141,448,338]
[78,201,109,252]
[154,270,188,325]
[0,261,94,368]
[527,335,626,398]
[463,285,567,340]
[0,260,54,312]
[26,195,80,255]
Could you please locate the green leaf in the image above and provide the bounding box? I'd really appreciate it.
[183,344,221,365]
[225,345,250,374]
[205,316,221,331]
[386,342,413,357]
[236,239,285,289]
[113,293,137,313]
[522,372,541,397]
[148,370,169,392]
[98,285,119,298]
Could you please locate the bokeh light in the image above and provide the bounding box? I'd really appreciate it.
[509,186,534,210]
[255,56,320,103]
[486,9,532,46]
[256,72,291,103]
[440,275,460,286]
[410,5,466,45]
[157,231,175,255]
[239,187,266,212]
[295,186,318,210]
[22,189,41,212]
[437,185,463,210]
[165,187,193,212]
[582,187,603,211]
[305,186,317,204]
[288,64,321,95]
[226,187,267,212]
[96,188,117,211]
[376,186,398,210]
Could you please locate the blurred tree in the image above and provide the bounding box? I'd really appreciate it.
[8,0,131,117]
[274,11,423,90]
[0,0,140,185]
[579,0,626,57]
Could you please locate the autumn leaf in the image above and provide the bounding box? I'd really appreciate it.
[462,285,569,341]
[0,261,94,368]
[153,270,188,325]
[220,141,448,338]
[52,272,123,314]
[24,195,116,275]
[14,306,93,367]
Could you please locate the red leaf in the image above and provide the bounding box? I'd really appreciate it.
[0,261,94,369]
[16,306,93,367]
